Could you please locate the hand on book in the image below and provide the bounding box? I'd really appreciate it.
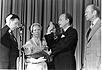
[44,49,52,55]
[26,57,46,63]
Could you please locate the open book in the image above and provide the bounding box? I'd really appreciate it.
[25,50,50,59]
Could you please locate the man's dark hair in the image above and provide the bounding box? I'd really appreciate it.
[10,14,19,20]
[5,14,19,23]
[65,13,73,25]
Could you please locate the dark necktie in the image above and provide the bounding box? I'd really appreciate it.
[10,31,17,42]
[10,31,13,36]
[61,29,65,34]
[86,27,91,39]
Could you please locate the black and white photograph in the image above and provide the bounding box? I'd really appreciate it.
[0,0,101,70]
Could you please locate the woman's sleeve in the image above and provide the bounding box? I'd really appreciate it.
[23,41,32,55]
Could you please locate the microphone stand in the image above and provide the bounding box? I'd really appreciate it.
[18,27,25,70]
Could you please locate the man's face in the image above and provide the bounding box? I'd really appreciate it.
[58,14,68,29]
[10,18,19,30]
[85,6,94,21]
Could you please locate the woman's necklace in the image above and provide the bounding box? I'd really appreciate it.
[33,37,41,47]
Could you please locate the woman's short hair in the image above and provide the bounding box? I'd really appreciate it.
[30,23,42,34]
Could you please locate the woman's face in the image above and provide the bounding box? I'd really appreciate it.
[32,26,41,38]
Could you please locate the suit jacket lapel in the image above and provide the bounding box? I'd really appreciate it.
[87,19,101,42]
[8,32,18,49]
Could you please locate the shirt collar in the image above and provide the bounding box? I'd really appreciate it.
[63,26,70,32]
[8,29,12,33]
[92,17,99,26]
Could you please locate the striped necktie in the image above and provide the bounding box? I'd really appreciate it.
[86,27,91,39]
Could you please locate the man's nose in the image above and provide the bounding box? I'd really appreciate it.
[58,22,60,25]
[85,13,87,16]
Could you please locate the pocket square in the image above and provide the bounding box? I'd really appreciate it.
[61,34,65,38]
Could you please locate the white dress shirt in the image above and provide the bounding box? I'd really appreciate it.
[90,17,99,29]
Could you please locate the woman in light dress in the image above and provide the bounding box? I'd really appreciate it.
[23,23,51,70]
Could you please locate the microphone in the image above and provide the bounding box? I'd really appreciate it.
[18,23,25,34]
[18,23,25,30]
[18,26,25,30]
[21,47,24,51]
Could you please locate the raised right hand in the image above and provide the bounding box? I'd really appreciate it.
[47,22,55,34]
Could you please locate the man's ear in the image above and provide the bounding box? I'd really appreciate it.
[93,10,97,15]
[66,18,69,23]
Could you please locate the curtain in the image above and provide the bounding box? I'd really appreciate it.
[0,0,101,70]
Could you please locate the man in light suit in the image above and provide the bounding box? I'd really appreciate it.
[0,14,20,69]
[82,4,101,70]
[45,13,78,70]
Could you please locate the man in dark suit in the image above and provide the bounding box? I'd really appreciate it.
[45,13,78,70]
[0,14,20,69]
